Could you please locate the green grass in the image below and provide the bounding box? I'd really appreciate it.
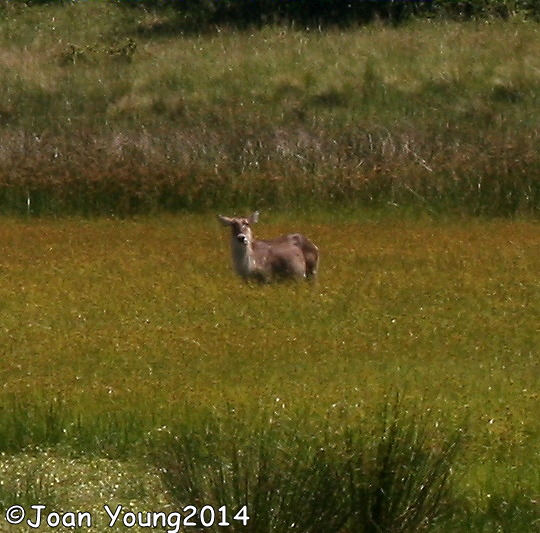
[1,4,540,214]
[154,397,461,533]
[0,451,166,533]
[0,212,539,531]
[1,3,540,530]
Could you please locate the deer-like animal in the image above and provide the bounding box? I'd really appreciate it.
[217,211,319,282]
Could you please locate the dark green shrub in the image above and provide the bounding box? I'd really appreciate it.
[345,400,462,533]
[153,401,462,533]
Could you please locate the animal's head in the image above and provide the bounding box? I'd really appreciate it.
[217,211,259,246]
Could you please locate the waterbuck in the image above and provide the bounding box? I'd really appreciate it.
[217,211,319,283]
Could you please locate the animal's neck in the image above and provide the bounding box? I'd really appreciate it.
[231,238,256,277]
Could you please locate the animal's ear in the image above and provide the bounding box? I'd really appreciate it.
[217,215,233,226]
[250,211,260,224]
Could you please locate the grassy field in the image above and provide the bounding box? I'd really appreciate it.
[1,2,540,531]
[0,212,539,531]
[1,3,540,215]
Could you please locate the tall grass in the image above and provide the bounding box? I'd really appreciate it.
[1,4,540,215]
[345,399,462,533]
[0,398,149,459]
[153,399,462,533]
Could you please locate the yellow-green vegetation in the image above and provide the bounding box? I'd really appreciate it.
[0,213,539,531]
[2,2,540,531]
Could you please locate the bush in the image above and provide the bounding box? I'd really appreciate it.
[152,400,462,533]
[345,400,462,533]
[117,0,539,32]
[151,406,349,533]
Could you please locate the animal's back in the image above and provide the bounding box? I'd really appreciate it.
[252,240,306,281]
[262,233,319,279]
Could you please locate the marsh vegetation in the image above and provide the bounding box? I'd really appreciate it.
[1,2,540,531]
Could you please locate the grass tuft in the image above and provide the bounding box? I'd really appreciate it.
[153,400,462,533]
[346,397,463,533]
[152,405,348,533]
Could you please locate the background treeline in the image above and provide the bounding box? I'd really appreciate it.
[13,0,540,28]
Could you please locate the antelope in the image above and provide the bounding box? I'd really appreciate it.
[217,211,319,283]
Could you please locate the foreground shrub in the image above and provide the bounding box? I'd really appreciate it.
[153,401,462,533]
[345,400,462,533]
[151,406,349,533]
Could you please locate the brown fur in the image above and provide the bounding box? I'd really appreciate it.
[218,212,319,282]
